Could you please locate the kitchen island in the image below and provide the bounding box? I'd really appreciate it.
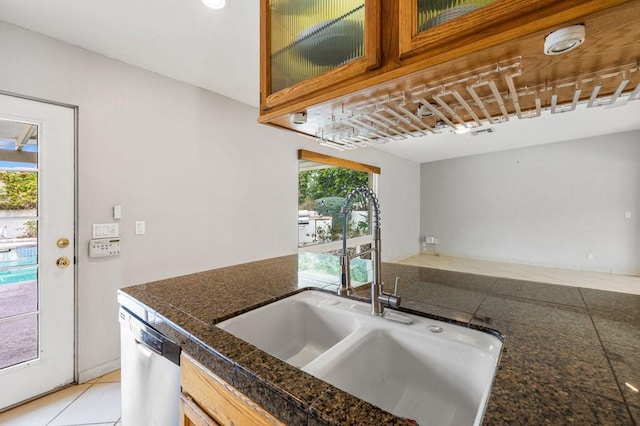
[119,255,639,425]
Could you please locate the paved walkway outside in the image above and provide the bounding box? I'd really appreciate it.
[0,280,37,369]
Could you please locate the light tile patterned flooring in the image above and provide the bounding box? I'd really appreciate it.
[397,254,640,295]
[0,369,121,426]
[1,256,638,425]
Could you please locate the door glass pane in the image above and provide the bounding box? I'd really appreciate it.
[0,314,38,370]
[0,272,38,319]
[0,120,38,169]
[0,118,39,370]
[0,219,38,268]
[417,0,498,33]
[270,0,366,93]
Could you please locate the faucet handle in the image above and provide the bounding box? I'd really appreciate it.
[389,277,401,308]
[378,277,401,309]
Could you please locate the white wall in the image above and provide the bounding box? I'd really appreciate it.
[0,21,420,380]
[420,131,640,275]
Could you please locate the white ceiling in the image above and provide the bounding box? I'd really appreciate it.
[0,0,260,106]
[1,0,639,163]
[374,101,640,163]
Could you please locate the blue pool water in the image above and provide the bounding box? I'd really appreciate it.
[0,267,37,284]
[0,245,38,284]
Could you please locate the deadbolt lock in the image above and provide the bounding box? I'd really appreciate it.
[57,238,70,248]
[56,256,71,268]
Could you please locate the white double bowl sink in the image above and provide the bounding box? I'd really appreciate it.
[217,290,502,426]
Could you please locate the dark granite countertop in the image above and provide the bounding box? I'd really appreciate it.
[119,255,640,425]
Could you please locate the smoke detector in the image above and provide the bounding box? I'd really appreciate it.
[544,25,586,55]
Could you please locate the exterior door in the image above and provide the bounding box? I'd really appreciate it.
[0,93,75,410]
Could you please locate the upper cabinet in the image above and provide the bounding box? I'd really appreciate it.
[400,0,499,57]
[397,0,624,59]
[259,0,639,148]
[261,0,381,109]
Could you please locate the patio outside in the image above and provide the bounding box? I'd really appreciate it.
[0,169,39,371]
[0,275,37,369]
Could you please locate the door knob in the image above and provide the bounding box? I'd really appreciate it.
[56,256,71,268]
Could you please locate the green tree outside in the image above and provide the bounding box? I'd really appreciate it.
[313,196,345,237]
[298,167,368,207]
[299,167,371,242]
[0,171,38,210]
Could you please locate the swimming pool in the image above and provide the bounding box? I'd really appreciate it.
[0,245,38,284]
[0,267,37,284]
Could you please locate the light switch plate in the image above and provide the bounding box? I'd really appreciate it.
[89,238,120,257]
[92,223,119,238]
[135,221,145,235]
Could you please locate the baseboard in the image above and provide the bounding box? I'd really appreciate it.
[78,358,121,384]
[390,251,421,263]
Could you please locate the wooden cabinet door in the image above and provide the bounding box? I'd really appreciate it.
[261,0,381,111]
[180,393,220,426]
[398,0,631,60]
[180,353,283,426]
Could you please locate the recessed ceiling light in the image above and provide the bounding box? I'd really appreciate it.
[202,0,227,10]
[544,25,586,55]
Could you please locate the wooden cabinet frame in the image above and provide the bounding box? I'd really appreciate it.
[299,149,380,175]
[398,0,630,60]
[260,0,381,111]
[180,353,283,426]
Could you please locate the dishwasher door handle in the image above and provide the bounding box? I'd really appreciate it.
[134,339,154,357]
[120,305,181,366]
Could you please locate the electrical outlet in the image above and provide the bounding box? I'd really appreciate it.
[587,253,594,261]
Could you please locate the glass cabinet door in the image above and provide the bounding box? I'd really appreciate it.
[262,0,380,109]
[399,0,548,59]
[416,0,498,34]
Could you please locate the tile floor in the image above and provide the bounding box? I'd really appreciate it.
[0,369,121,426]
[1,255,638,424]
[398,253,640,295]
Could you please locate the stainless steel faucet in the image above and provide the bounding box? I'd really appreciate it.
[339,185,400,316]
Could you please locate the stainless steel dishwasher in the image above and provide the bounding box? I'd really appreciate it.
[119,305,181,426]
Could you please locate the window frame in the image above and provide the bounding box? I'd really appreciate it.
[297,150,380,253]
